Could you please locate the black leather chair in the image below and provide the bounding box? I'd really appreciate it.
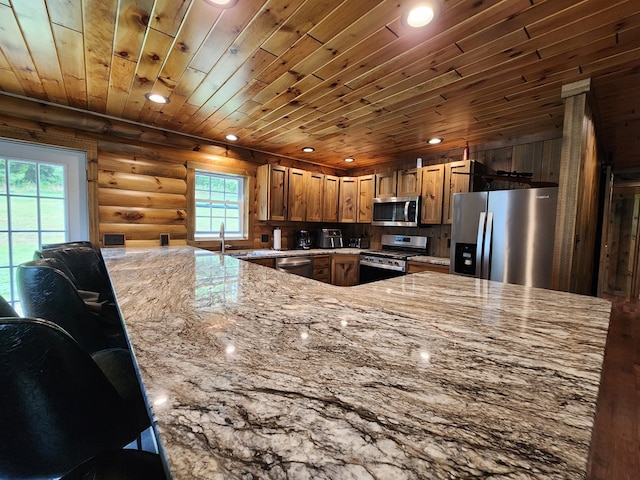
[35,245,114,302]
[0,294,18,317]
[0,317,166,480]
[17,259,126,354]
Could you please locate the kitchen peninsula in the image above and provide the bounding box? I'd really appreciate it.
[103,246,611,480]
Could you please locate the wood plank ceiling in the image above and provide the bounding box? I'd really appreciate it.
[0,0,639,170]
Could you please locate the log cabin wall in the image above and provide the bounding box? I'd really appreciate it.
[0,98,561,257]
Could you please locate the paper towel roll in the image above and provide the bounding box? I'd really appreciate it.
[273,228,281,250]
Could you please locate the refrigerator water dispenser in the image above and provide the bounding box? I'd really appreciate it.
[454,243,477,276]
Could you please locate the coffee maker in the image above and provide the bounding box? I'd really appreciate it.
[295,230,312,249]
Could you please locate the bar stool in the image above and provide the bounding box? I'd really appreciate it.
[0,317,166,480]
[17,259,126,354]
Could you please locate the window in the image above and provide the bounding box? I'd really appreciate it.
[194,170,245,239]
[0,140,88,311]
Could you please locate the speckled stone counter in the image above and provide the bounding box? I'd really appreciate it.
[102,246,610,480]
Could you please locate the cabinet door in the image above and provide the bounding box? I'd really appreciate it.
[331,254,360,286]
[306,172,324,222]
[339,177,357,223]
[375,172,397,197]
[357,174,375,223]
[257,164,288,221]
[443,160,473,225]
[398,168,420,196]
[323,175,340,222]
[421,164,444,224]
[287,168,308,221]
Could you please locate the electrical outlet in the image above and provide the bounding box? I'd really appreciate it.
[261,234,269,242]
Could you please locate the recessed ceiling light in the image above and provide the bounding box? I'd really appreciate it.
[302,147,315,153]
[145,93,169,104]
[428,137,443,145]
[403,2,440,28]
[203,0,238,7]
[225,134,239,141]
[344,157,355,163]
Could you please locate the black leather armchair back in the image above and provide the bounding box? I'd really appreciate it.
[0,318,140,479]
[35,246,113,301]
[17,261,116,354]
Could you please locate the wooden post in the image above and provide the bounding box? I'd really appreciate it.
[552,79,601,294]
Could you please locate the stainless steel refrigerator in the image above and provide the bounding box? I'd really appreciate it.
[450,187,558,288]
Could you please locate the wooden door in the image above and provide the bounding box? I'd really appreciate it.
[421,164,444,224]
[287,168,308,221]
[357,174,375,223]
[375,172,397,197]
[339,177,357,223]
[443,160,472,225]
[323,175,340,222]
[331,254,360,286]
[306,172,324,222]
[398,168,420,196]
[256,164,288,221]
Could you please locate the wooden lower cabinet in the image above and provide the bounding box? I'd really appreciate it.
[313,255,331,283]
[406,261,449,274]
[246,257,275,268]
[331,254,360,286]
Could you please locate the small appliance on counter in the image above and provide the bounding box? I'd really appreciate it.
[295,230,312,250]
[318,228,344,249]
[348,236,370,249]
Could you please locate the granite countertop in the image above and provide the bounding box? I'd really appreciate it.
[406,255,450,265]
[102,245,610,480]
[228,248,450,265]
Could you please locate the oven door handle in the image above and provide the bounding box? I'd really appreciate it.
[404,201,410,222]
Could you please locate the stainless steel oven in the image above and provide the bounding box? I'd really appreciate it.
[359,235,428,284]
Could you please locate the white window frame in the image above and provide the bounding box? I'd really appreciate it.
[191,167,249,241]
[0,139,88,309]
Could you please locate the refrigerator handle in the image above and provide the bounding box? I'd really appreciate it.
[475,212,486,278]
[404,201,410,222]
[482,212,494,279]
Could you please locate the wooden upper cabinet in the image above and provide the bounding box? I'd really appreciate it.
[257,164,288,221]
[421,164,444,224]
[306,172,324,222]
[357,174,375,223]
[287,168,308,221]
[397,168,421,196]
[338,177,357,223]
[323,175,340,222]
[443,160,482,224]
[375,171,397,197]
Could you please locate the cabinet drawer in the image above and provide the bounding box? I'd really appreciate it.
[313,255,330,267]
[313,266,330,278]
[406,261,449,274]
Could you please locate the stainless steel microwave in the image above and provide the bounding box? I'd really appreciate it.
[372,196,420,227]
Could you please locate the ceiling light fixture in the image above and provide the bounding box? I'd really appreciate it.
[203,0,238,8]
[403,2,440,28]
[145,93,169,104]
[428,137,443,145]
[225,134,239,141]
[302,147,315,153]
[344,157,355,163]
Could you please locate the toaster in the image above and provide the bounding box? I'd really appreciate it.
[348,237,370,249]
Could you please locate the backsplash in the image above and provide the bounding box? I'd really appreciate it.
[253,221,451,258]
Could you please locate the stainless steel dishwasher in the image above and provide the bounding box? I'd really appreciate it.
[275,256,313,278]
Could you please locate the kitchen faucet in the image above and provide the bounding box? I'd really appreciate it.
[220,222,225,254]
